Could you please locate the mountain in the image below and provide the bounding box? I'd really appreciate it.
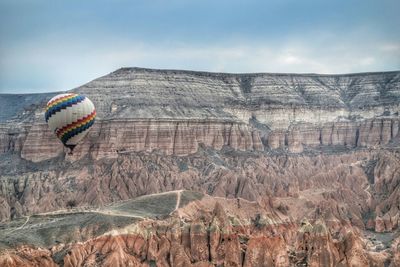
[0,68,399,266]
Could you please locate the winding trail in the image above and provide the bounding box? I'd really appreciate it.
[19,216,30,229]
[7,216,30,234]
[37,209,144,219]
[141,189,183,198]
[213,196,257,204]
[36,190,185,219]
[94,210,145,219]
[174,190,182,211]
[364,184,372,204]
[167,190,183,217]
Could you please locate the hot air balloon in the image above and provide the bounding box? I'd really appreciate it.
[45,93,96,153]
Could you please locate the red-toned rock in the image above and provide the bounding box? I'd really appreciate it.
[1,68,400,266]
[1,193,399,266]
[244,236,289,267]
[0,247,57,267]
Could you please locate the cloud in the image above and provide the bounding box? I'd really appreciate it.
[1,0,399,93]
[0,35,399,93]
[360,57,375,66]
[380,43,400,52]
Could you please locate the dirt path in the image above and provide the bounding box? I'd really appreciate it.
[19,216,30,229]
[36,190,185,219]
[364,184,372,203]
[174,190,182,211]
[37,209,145,219]
[7,216,30,234]
[212,196,257,204]
[142,190,183,198]
[166,190,184,217]
[94,210,145,219]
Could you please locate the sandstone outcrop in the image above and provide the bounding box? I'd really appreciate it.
[0,195,397,266]
[2,116,399,162]
[1,68,399,161]
[0,68,399,266]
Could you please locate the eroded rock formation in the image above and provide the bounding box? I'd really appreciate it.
[0,68,399,266]
[0,195,397,266]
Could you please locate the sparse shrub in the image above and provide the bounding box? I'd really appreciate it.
[277,203,289,214]
[66,200,77,209]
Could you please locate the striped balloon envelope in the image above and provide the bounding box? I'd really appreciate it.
[45,93,96,151]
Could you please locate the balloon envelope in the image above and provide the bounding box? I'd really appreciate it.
[45,93,96,150]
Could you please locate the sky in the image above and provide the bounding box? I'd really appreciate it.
[0,0,399,93]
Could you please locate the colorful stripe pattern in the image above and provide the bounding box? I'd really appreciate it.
[45,94,86,122]
[55,110,96,145]
[45,93,96,148]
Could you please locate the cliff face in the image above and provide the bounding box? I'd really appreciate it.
[0,68,399,266]
[2,117,399,162]
[1,69,399,162]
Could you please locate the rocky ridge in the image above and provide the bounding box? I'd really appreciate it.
[1,193,398,266]
[0,68,399,266]
[1,68,399,162]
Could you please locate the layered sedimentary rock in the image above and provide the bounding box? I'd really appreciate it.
[0,68,399,266]
[7,120,263,162]
[1,68,400,161]
[3,116,399,162]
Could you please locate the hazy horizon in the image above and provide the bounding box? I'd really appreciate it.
[1,0,399,93]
